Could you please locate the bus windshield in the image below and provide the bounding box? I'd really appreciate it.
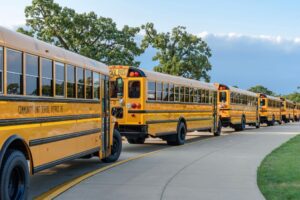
[219,91,227,102]
[110,78,123,98]
[128,81,140,98]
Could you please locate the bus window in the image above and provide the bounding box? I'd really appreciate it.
[7,49,23,95]
[128,81,140,98]
[26,54,39,96]
[174,86,179,102]
[93,73,100,99]
[86,70,93,99]
[163,83,169,101]
[156,82,162,101]
[169,84,174,101]
[77,67,84,98]
[194,89,199,103]
[67,65,76,98]
[260,99,265,106]
[55,62,65,97]
[190,88,194,102]
[180,87,184,102]
[110,78,123,98]
[197,89,202,103]
[185,87,189,102]
[147,81,156,100]
[219,91,227,103]
[0,47,4,93]
[42,58,53,96]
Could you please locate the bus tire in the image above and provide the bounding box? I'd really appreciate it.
[167,122,186,146]
[0,150,29,200]
[102,130,122,163]
[214,120,222,136]
[271,115,275,126]
[234,116,246,131]
[127,137,145,144]
[255,121,260,129]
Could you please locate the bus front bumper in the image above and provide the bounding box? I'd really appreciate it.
[260,116,268,124]
[220,117,231,127]
[118,125,148,139]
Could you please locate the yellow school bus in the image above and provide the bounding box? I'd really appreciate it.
[0,27,121,199]
[295,103,300,122]
[259,93,282,126]
[216,84,259,131]
[280,97,294,123]
[109,66,221,145]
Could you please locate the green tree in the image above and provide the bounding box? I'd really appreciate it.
[141,23,212,82]
[248,85,276,96]
[17,0,143,66]
[283,92,300,103]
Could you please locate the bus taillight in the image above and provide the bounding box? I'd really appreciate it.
[131,103,141,109]
[129,71,140,77]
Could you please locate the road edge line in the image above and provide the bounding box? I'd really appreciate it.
[35,148,165,200]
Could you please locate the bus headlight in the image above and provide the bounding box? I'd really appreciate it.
[119,98,125,106]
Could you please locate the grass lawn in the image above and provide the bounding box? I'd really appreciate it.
[257,134,300,200]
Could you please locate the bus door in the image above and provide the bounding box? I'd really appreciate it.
[256,97,259,124]
[101,75,110,156]
[213,91,218,132]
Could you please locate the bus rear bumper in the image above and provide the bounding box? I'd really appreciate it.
[118,125,148,139]
[260,116,268,124]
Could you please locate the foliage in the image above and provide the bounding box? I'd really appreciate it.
[258,135,300,200]
[248,85,276,96]
[141,23,212,82]
[283,92,300,103]
[17,0,143,66]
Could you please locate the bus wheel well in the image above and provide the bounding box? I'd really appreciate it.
[1,137,32,174]
[6,139,30,160]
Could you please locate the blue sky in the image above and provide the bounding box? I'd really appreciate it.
[1,0,300,94]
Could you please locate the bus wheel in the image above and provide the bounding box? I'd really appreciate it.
[0,150,29,200]
[241,117,246,130]
[255,121,260,129]
[102,130,122,163]
[235,117,245,131]
[167,122,186,146]
[271,116,275,126]
[127,137,145,144]
[214,120,222,136]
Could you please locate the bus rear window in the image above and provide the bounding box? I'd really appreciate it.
[110,78,123,98]
[219,91,227,102]
[260,99,265,106]
[128,81,140,98]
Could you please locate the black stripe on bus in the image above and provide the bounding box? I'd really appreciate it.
[155,127,212,136]
[146,117,212,124]
[146,100,214,105]
[0,114,101,126]
[0,95,100,104]
[128,110,212,114]
[29,128,101,147]
[33,147,100,173]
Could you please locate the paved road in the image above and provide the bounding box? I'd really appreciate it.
[55,123,299,200]
[30,129,212,199]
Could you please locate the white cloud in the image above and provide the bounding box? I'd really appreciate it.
[198,31,300,47]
